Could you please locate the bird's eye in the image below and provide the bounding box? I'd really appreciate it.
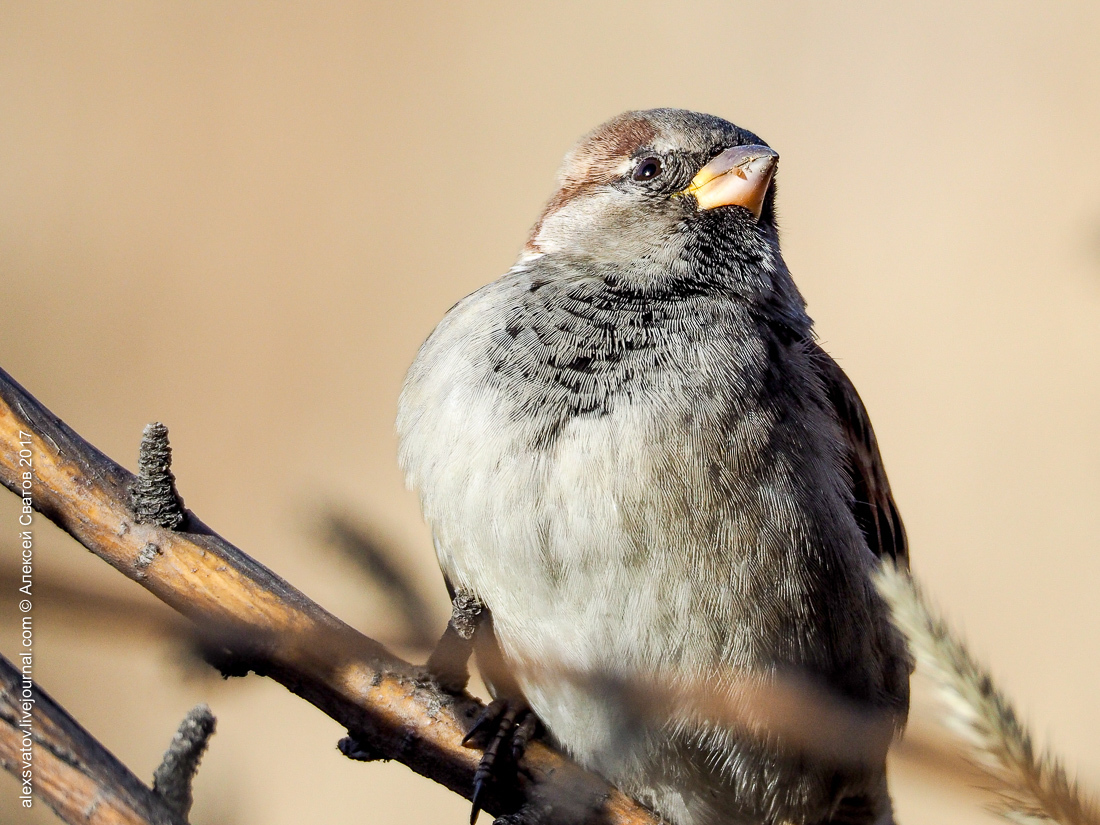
[632,157,663,181]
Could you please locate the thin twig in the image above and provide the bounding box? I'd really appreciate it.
[0,365,656,825]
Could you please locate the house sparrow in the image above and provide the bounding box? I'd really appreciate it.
[397,109,910,825]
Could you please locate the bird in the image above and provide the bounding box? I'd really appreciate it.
[397,108,911,825]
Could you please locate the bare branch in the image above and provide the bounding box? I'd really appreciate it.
[0,651,187,825]
[0,366,657,825]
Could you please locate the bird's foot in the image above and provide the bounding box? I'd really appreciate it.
[463,698,539,824]
[426,590,484,693]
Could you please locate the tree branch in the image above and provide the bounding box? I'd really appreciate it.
[0,366,656,825]
[0,651,188,825]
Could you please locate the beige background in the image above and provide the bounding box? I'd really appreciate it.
[1,2,1099,823]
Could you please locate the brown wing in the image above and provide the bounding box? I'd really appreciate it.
[812,344,909,568]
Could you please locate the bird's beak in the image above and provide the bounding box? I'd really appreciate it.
[683,145,778,219]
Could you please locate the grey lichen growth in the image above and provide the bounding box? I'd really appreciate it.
[131,422,186,529]
[152,704,217,818]
[134,542,161,576]
[451,590,484,640]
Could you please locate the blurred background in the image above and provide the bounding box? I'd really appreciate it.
[1,2,1098,823]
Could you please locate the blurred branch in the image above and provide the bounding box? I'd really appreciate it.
[891,719,987,788]
[0,551,421,657]
[0,559,232,680]
[319,511,438,651]
[0,651,187,825]
[0,559,194,643]
[0,366,656,825]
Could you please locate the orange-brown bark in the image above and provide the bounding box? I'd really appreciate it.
[0,366,656,824]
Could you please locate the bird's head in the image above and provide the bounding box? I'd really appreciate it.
[524,109,782,293]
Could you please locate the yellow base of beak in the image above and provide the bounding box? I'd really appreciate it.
[684,144,778,219]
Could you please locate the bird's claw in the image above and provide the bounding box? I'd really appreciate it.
[463,698,537,824]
